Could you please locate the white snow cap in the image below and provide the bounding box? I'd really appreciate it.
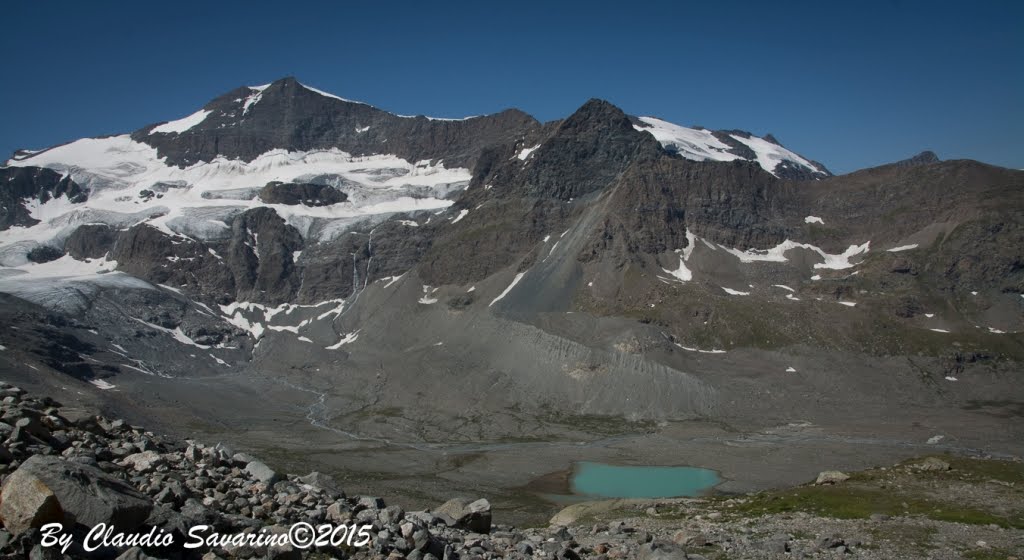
[634,117,827,178]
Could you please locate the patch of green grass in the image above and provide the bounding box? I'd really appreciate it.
[867,525,937,550]
[729,484,1023,529]
[788,529,815,540]
[964,549,1018,560]
[941,455,1024,484]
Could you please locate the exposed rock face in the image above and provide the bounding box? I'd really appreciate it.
[417,99,664,286]
[134,77,541,170]
[110,207,305,305]
[258,182,347,206]
[579,156,788,265]
[507,99,663,200]
[223,207,304,303]
[65,224,118,259]
[25,245,63,263]
[0,166,87,230]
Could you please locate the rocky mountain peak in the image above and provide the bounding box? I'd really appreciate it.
[127,77,542,170]
[561,98,635,131]
[512,99,663,200]
[894,150,941,167]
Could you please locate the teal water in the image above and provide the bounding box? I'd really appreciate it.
[570,461,720,499]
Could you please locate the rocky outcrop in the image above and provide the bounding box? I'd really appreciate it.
[0,166,87,230]
[65,224,119,259]
[578,156,790,265]
[110,207,306,305]
[506,99,664,200]
[258,182,347,206]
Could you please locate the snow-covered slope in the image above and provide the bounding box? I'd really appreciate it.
[1,134,469,263]
[634,116,829,179]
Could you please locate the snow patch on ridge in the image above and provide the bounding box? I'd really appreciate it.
[90,379,116,390]
[151,109,213,135]
[635,118,740,163]
[662,230,698,282]
[719,239,870,270]
[490,272,526,307]
[300,83,366,105]
[326,330,360,349]
[635,117,824,177]
[729,133,822,178]
[517,145,540,161]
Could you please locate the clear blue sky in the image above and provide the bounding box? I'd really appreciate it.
[2,1,1021,174]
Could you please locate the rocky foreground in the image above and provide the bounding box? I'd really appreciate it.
[0,383,1022,560]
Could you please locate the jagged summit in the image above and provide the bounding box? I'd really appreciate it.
[893,150,941,167]
[127,77,540,169]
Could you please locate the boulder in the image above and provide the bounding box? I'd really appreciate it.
[434,497,492,534]
[913,457,951,472]
[815,470,850,485]
[0,466,63,535]
[121,450,165,473]
[0,455,151,535]
[244,461,280,485]
[297,471,344,496]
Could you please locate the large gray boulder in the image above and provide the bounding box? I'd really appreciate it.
[434,497,492,534]
[244,460,280,485]
[0,455,151,535]
[0,464,63,535]
[815,470,850,485]
[121,450,165,473]
[297,471,344,497]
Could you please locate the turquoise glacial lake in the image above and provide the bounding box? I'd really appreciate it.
[570,461,720,499]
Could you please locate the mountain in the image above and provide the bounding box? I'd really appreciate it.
[1,78,1021,521]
